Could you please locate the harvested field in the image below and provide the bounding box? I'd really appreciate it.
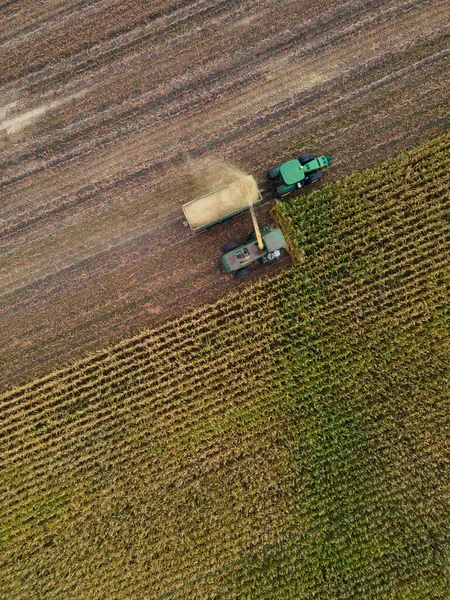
[1,0,450,388]
[1,134,449,598]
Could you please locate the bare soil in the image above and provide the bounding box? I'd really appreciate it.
[1,0,449,391]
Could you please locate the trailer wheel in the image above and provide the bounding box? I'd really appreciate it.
[234,268,251,279]
[298,153,315,165]
[222,240,242,253]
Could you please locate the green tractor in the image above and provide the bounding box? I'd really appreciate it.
[267,153,332,198]
[221,202,286,277]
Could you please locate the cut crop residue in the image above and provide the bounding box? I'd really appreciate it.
[183,159,260,229]
[0,91,86,135]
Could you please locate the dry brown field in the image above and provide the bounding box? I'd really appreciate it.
[1,0,449,389]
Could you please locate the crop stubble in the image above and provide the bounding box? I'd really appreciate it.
[1,0,449,389]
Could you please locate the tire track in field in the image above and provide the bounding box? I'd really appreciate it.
[0,0,376,178]
[2,36,448,249]
[1,0,431,174]
[0,0,105,46]
[0,0,233,83]
[0,0,449,388]
[1,3,447,241]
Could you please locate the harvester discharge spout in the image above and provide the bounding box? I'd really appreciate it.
[248,201,265,251]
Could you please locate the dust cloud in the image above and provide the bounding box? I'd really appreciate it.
[184,158,248,199]
[182,159,260,229]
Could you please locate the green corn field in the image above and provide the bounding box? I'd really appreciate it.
[1,133,449,599]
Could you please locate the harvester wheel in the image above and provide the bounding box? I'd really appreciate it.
[298,153,315,165]
[222,240,242,253]
[305,171,322,185]
[234,268,251,278]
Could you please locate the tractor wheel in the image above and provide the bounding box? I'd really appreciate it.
[275,185,293,199]
[305,171,322,185]
[267,164,281,179]
[234,267,251,279]
[222,240,242,253]
[298,153,315,165]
